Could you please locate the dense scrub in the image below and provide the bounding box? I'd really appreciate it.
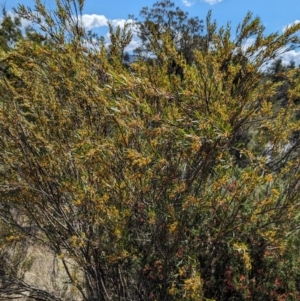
[1,1,300,300]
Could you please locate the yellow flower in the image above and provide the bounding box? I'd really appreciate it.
[169,222,178,233]
[265,174,273,183]
[233,243,252,270]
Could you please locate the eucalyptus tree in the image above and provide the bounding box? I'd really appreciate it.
[131,0,204,65]
[0,7,22,52]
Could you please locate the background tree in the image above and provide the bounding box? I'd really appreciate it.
[0,6,46,50]
[131,0,203,65]
[0,6,22,52]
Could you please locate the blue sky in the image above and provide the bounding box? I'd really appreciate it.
[4,0,300,64]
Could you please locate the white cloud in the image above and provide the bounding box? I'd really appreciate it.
[3,12,132,31]
[282,20,300,32]
[230,37,300,69]
[182,0,223,6]
[125,36,141,52]
[202,0,223,4]
[241,37,255,51]
[279,20,300,65]
[110,19,134,28]
[81,14,134,31]
[181,0,196,6]
[81,14,108,30]
[280,49,300,66]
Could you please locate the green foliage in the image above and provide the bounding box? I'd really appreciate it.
[131,0,203,64]
[0,7,22,52]
[108,21,132,64]
[1,1,300,300]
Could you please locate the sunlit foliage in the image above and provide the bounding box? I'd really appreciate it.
[1,1,300,300]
